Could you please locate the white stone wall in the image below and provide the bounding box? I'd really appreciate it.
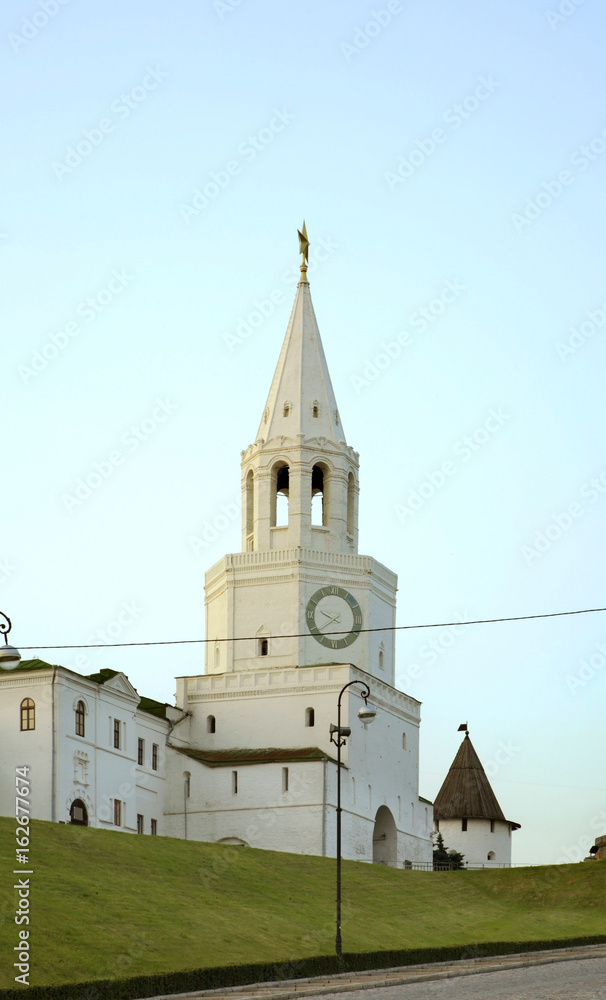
[171,663,432,864]
[435,817,513,866]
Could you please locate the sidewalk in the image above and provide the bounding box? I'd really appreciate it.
[143,943,606,1000]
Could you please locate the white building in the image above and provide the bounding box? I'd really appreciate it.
[1,234,433,865]
[433,730,520,867]
[0,659,179,835]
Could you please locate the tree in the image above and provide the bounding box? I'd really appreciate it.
[432,831,465,870]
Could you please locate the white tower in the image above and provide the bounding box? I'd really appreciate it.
[167,229,432,866]
[205,237,398,683]
[433,729,520,867]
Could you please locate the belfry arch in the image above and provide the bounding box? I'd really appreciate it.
[311,462,330,526]
[271,461,290,527]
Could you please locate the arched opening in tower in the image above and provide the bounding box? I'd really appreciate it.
[312,464,328,526]
[272,463,290,527]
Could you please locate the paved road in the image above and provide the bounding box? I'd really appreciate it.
[318,957,606,1000]
[148,949,606,1000]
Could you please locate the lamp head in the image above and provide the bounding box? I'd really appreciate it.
[0,645,21,670]
[358,704,376,724]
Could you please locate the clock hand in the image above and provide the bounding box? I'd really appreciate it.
[320,611,341,625]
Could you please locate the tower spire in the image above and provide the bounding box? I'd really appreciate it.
[256,224,344,445]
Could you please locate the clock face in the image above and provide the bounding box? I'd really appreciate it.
[306,587,362,649]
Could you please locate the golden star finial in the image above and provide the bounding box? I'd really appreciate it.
[297,221,309,282]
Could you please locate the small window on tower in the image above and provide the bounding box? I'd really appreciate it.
[207,715,216,734]
[260,639,268,656]
[283,402,291,417]
[312,401,319,418]
[462,818,468,831]
[305,707,315,727]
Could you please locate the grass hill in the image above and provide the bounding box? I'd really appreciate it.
[0,817,605,989]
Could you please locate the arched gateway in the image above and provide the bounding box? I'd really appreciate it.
[372,805,397,864]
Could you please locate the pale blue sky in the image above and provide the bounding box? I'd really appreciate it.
[3,0,606,865]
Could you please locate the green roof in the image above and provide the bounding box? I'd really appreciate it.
[137,696,168,720]
[10,658,55,673]
[84,668,120,685]
[174,746,336,768]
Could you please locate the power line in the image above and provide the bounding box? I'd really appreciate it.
[18,604,606,651]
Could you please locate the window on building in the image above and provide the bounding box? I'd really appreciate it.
[282,767,289,793]
[207,715,216,734]
[152,744,159,771]
[435,819,440,831]
[487,851,496,861]
[402,732,407,749]
[137,814,144,834]
[260,638,269,656]
[312,401,319,418]
[184,772,191,798]
[114,800,122,826]
[490,819,495,833]
[232,771,238,795]
[151,819,157,835]
[137,738,144,766]
[113,718,121,749]
[20,698,35,732]
[283,401,291,417]
[379,646,384,671]
[305,707,315,727]
[462,818,468,831]
[214,644,220,670]
[75,700,85,737]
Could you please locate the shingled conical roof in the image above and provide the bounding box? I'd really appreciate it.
[434,734,519,828]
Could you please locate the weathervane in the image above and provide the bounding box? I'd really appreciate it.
[297,221,309,282]
[458,722,469,736]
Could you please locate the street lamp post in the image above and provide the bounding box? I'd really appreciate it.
[329,680,376,967]
[0,611,21,670]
